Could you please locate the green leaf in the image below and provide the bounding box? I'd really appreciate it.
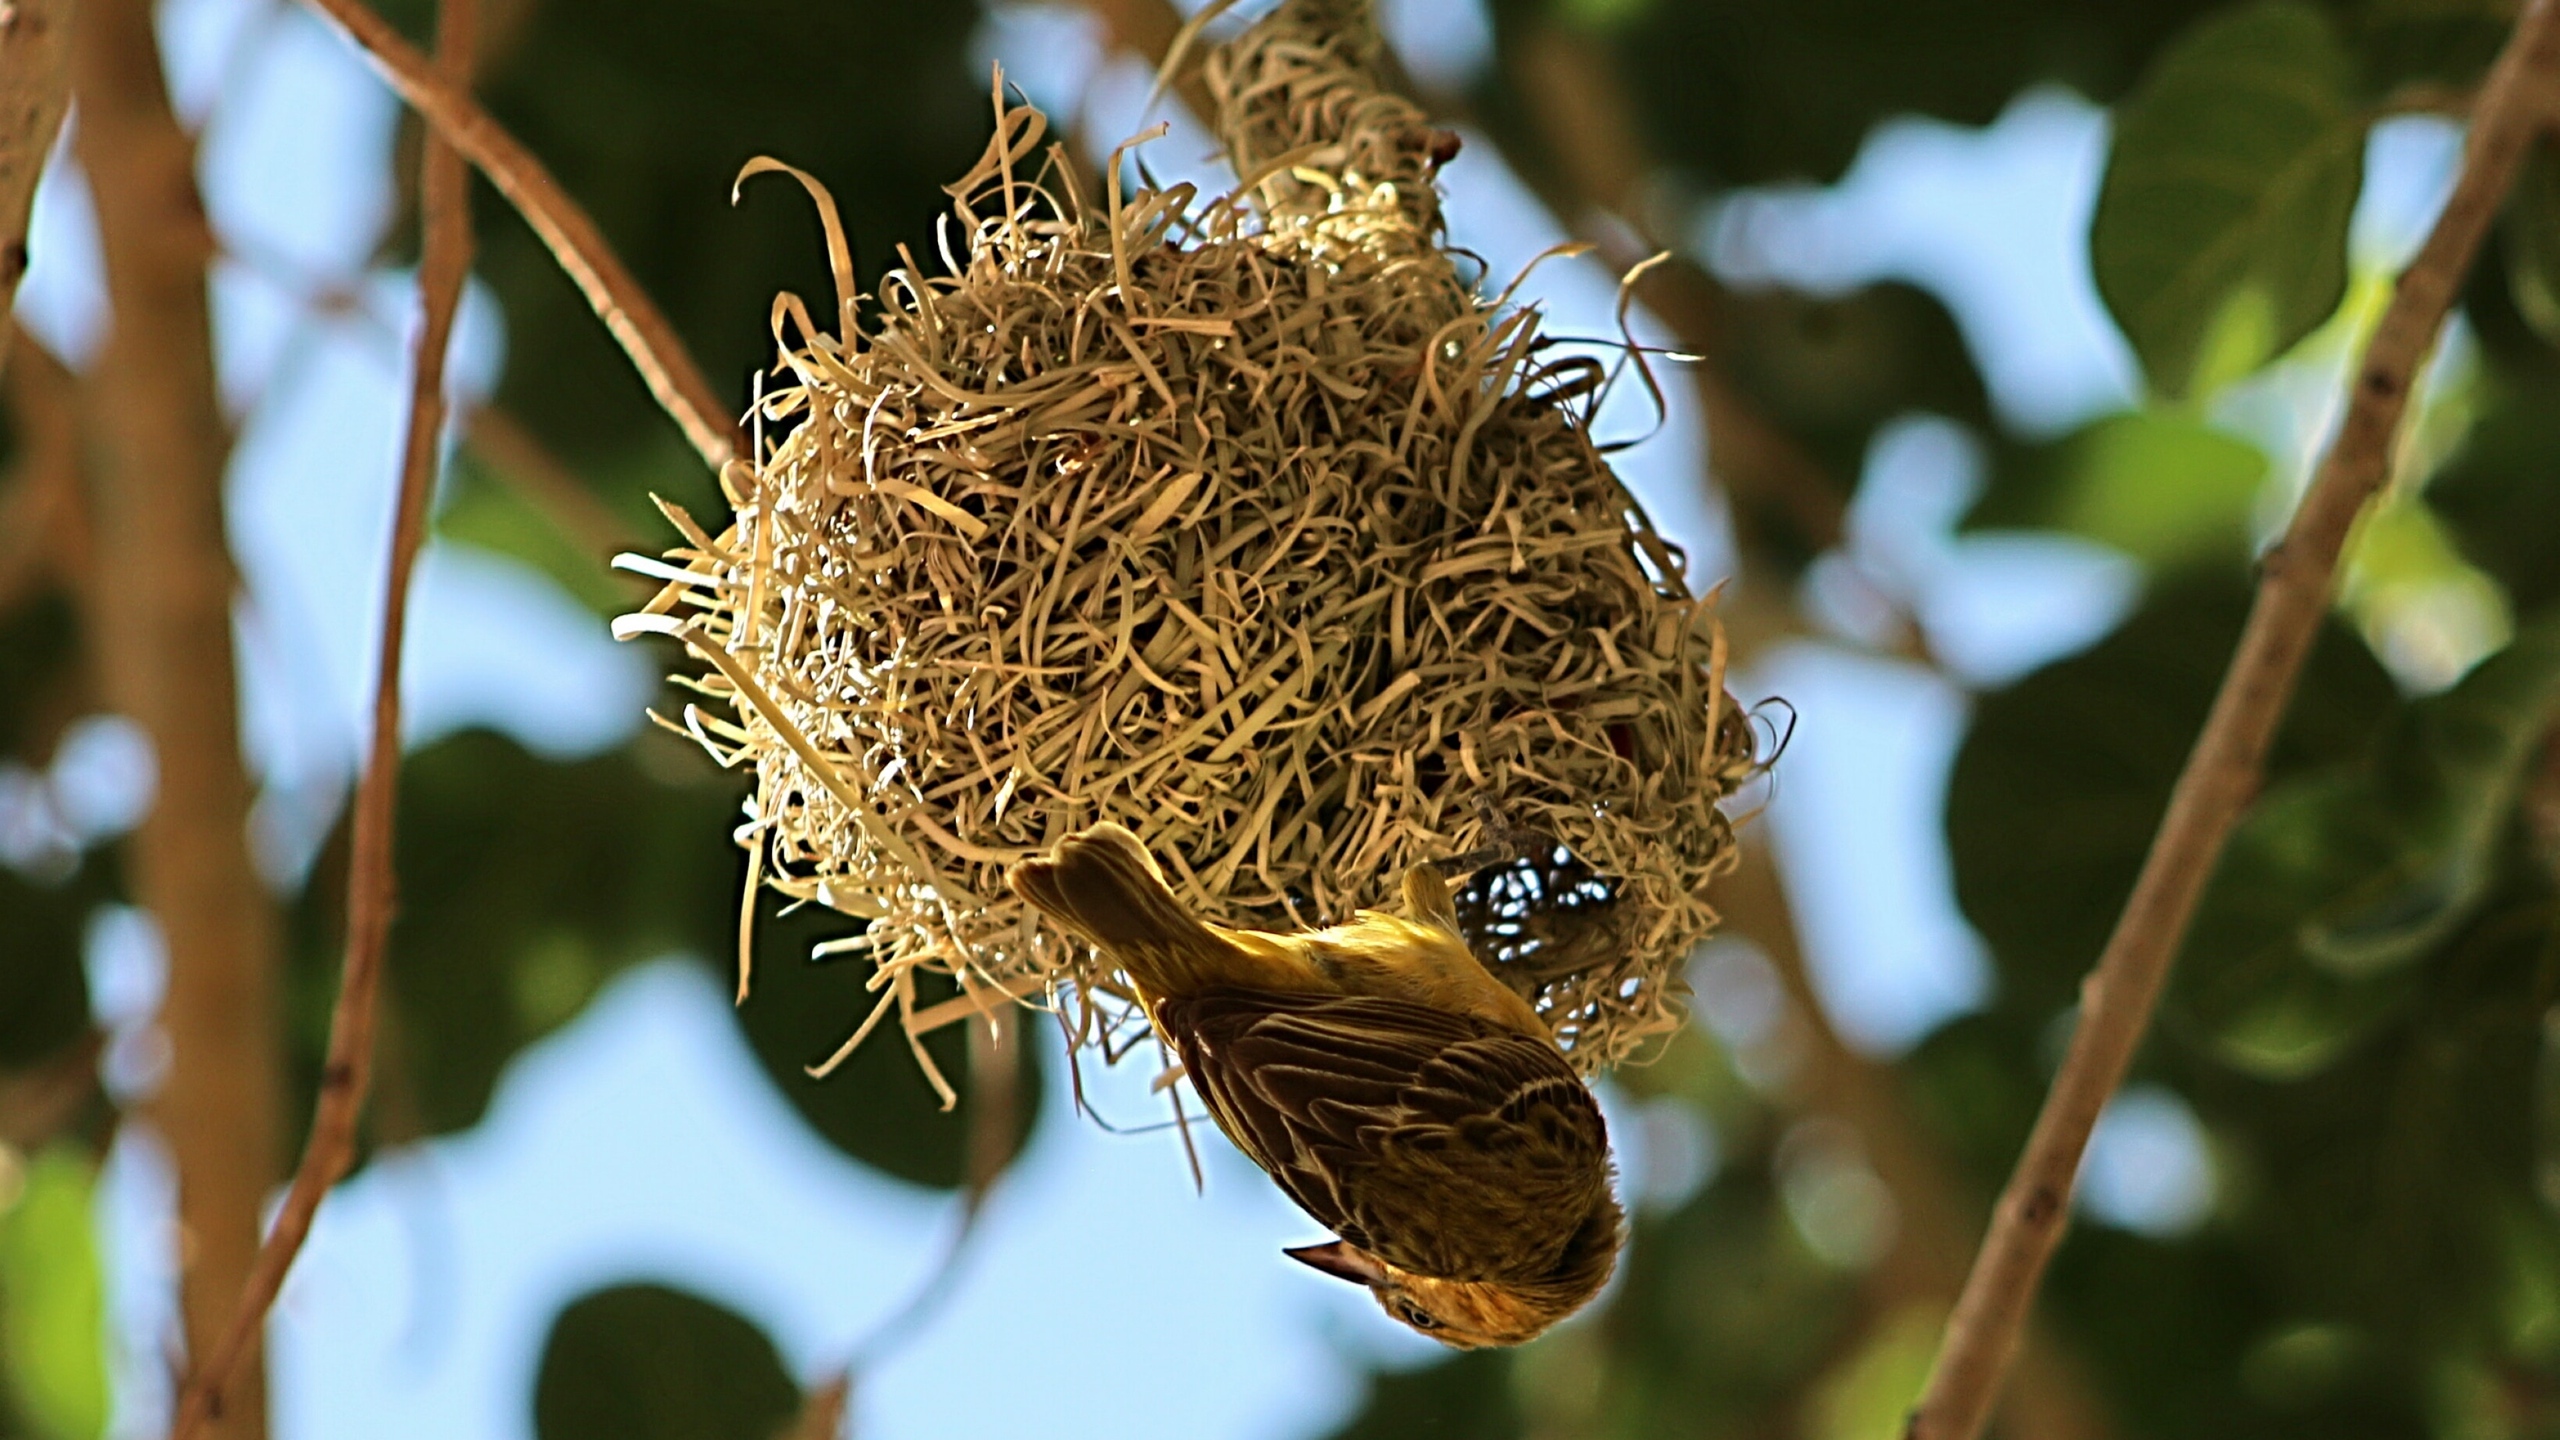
[2506,140,2560,351]
[2305,615,2560,967]
[1321,1349,1524,1440]
[719,904,1044,1192]
[1507,0,2234,189]
[0,1147,109,1440]
[2177,614,2560,1076]
[2356,0,2516,99]
[1948,577,2397,1019]
[1807,1304,1941,1440]
[2091,1,2367,397]
[1972,408,2267,567]
[2431,368,2560,618]
[465,0,987,473]
[287,728,1039,1190]
[532,1283,799,1440]
[288,730,740,1139]
[432,454,632,618]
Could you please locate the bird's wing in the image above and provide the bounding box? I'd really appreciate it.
[1155,990,1612,1284]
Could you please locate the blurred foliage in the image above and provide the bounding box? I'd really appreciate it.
[11,0,2560,1435]
[2431,365,2560,620]
[0,593,107,1071]
[0,1146,108,1440]
[0,859,101,1072]
[531,1282,799,1440]
[1949,578,2400,1016]
[403,0,990,518]
[1325,1349,1523,1440]
[1718,280,1994,490]
[430,452,632,616]
[2179,614,2560,1078]
[2092,2,2365,397]
[1971,408,2267,568]
[1486,0,2230,189]
[281,727,1037,1188]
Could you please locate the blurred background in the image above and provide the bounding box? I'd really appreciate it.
[6,0,2560,1437]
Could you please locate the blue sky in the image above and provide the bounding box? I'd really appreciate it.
[20,0,2470,1434]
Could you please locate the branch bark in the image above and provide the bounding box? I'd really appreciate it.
[71,0,279,1435]
[0,0,72,383]
[165,0,480,1430]
[287,0,736,472]
[1905,5,2560,1435]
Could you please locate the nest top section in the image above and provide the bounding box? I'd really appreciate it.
[619,0,1756,1089]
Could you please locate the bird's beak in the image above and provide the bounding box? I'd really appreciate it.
[1284,1240,1389,1287]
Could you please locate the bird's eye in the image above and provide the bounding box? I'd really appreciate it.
[1398,1302,1442,1331]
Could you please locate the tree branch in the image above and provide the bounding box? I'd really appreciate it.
[168,0,478,1430]
[1905,4,2560,1435]
[287,0,737,472]
[0,0,72,383]
[72,0,281,1434]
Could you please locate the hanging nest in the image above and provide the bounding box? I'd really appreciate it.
[615,0,1759,1100]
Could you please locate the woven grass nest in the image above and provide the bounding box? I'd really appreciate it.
[616,0,1759,1100]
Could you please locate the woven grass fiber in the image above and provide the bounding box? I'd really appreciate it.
[616,0,1760,1102]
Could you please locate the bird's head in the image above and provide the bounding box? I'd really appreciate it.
[1285,1220,1619,1349]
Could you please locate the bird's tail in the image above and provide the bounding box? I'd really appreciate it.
[1007,824,1221,993]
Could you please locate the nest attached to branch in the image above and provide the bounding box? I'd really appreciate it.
[616,0,1758,1099]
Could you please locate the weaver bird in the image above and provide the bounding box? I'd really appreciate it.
[1007,823,1622,1347]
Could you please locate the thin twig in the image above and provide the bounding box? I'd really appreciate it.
[0,0,72,383]
[167,0,479,1432]
[288,0,737,472]
[1905,4,2560,1435]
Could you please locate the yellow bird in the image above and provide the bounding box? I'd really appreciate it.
[1007,822,1622,1348]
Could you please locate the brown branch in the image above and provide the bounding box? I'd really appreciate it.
[72,0,282,1434]
[167,0,479,1432]
[287,0,737,472]
[1905,5,2560,1436]
[0,0,72,383]
[781,1372,851,1440]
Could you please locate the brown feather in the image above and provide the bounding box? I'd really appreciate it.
[1008,824,1624,1341]
[1156,989,1615,1288]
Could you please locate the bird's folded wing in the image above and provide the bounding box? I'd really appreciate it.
[1156,991,1610,1284]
